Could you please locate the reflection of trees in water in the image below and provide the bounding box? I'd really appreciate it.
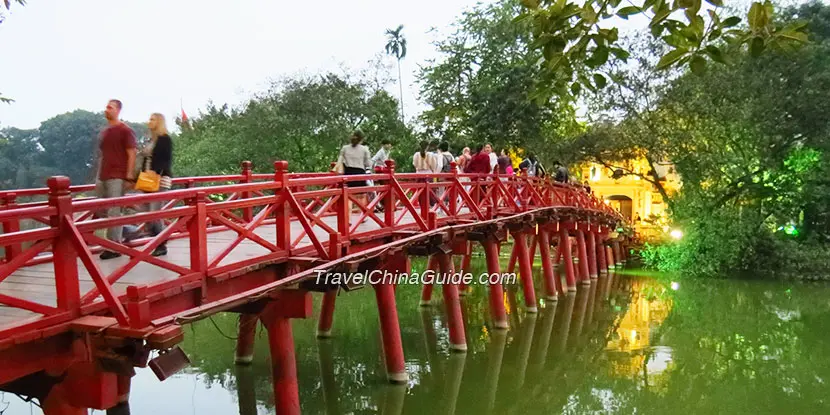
[178,265,830,414]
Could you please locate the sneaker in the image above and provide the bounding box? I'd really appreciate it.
[151,246,167,257]
[99,250,122,260]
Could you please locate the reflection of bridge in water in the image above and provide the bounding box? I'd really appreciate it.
[212,266,657,414]
[0,160,632,414]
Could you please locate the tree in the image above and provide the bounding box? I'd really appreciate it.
[385,24,407,123]
[174,70,412,177]
[518,0,809,101]
[418,0,583,163]
[1,0,26,103]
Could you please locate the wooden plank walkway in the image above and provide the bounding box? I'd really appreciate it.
[0,207,450,327]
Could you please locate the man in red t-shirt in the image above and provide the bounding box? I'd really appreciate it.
[96,99,137,260]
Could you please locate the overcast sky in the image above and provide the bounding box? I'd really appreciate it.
[0,0,494,130]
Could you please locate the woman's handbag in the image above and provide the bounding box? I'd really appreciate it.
[135,155,160,192]
[135,169,161,192]
[333,161,345,174]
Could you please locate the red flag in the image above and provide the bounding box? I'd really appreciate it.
[181,108,188,123]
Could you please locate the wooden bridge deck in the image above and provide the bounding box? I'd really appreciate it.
[0,208,441,327]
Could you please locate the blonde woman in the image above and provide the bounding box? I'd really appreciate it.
[140,113,173,256]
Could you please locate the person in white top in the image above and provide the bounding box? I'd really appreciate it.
[428,139,443,174]
[485,143,498,174]
[371,139,393,170]
[412,140,435,173]
[336,130,372,214]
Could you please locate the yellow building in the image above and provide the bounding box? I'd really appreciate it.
[577,159,681,238]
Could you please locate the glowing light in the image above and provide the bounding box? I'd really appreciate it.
[670,282,680,291]
[670,229,683,240]
[630,330,637,342]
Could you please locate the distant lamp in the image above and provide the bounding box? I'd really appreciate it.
[670,282,680,291]
[670,229,683,240]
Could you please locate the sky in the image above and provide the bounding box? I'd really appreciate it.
[0,0,494,130]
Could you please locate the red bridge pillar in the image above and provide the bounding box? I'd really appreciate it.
[575,229,591,286]
[437,252,467,352]
[559,225,577,292]
[420,255,438,306]
[597,231,608,275]
[512,230,538,313]
[536,226,558,302]
[587,230,598,279]
[318,233,342,338]
[373,252,410,383]
[235,313,258,365]
[260,290,312,415]
[483,239,509,329]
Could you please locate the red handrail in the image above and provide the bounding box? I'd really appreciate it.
[0,159,626,342]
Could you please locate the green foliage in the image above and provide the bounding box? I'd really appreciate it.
[571,2,830,279]
[520,0,809,100]
[175,71,412,176]
[418,0,583,163]
[0,110,148,189]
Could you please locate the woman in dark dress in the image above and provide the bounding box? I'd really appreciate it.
[139,112,173,256]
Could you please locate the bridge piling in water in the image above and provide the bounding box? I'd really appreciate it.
[575,229,591,286]
[235,313,258,365]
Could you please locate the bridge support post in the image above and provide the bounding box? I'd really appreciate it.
[318,233,342,338]
[575,230,591,286]
[537,227,558,302]
[1,193,21,261]
[559,226,577,292]
[512,230,538,313]
[420,255,437,306]
[235,313,258,364]
[458,253,472,296]
[587,230,598,279]
[437,252,467,352]
[606,243,615,270]
[483,239,509,329]
[597,233,608,275]
[317,291,337,338]
[374,252,409,383]
[261,290,312,415]
[613,240,622,266]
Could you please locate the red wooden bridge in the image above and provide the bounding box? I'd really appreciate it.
[0,160,630,414]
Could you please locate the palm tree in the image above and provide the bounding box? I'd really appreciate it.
[384,24,407,123]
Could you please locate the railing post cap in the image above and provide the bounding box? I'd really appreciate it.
[47,176,71,192]
[384,159,395,168]
[274,160,289,172]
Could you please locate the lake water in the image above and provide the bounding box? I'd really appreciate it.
[5,257,830,414]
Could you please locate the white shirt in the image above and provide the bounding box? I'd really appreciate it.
[413,152,434,173]
[338,144,371,170]
[429,151,443,174]
[488,152,498,173]
[371,147,389,169]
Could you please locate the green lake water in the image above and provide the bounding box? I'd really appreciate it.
[5,257,830,414]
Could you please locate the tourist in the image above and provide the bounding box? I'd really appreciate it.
[336,130,371,213]
[553,161,570,183]
[96,99,137,260]
[498,149,512,175]
[464,144,491,175]
[138,113,173,257]
[428,139,444,174]
[484,143,497,173]
[439,142,454,173]
[371,139,393,170]
[456,147,471,173]
[583,180,592,194]
[519,153,542,177]
[412,140,435,174]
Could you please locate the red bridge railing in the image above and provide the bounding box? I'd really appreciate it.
[0,160,622,344]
